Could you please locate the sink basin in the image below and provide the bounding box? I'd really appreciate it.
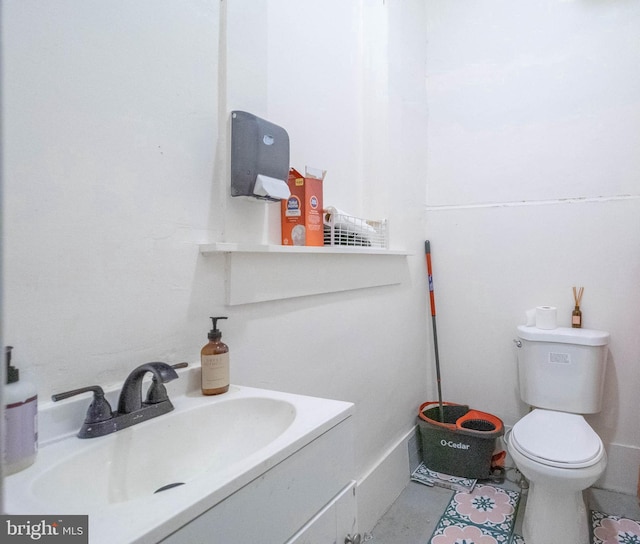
[30,397,296,509]
[4,369,353,544]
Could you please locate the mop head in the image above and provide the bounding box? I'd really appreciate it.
[411,452,507,493]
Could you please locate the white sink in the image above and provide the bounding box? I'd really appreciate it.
[30,397,296,509]
[4,367,353,544]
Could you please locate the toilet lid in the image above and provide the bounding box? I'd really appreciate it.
[511,410,603,468]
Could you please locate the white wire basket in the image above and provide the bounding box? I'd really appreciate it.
[323,208,388,249]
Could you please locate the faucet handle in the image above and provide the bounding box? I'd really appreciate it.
[145,363,188,404]
[52,385,113,424]
[145,380,169,404]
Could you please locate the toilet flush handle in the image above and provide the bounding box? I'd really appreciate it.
[513,339,522,348]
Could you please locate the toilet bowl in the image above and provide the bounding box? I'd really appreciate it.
[507,409,607,544]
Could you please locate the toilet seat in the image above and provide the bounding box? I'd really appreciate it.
[511,409,603,469]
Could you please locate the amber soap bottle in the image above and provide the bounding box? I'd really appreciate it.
[201,316,229,395]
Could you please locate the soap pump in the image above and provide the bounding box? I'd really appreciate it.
[201,317,229,395]
[4,346,38,475]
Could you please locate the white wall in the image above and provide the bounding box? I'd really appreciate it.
[2,0,222,388]
[2,0,638,533]
[424,0,640,494]
[1,0,429,532]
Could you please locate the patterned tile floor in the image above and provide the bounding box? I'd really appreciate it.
[429,484,520,543]
[370,466,640,544]
[592,511,640,544]
[427,484,640,544]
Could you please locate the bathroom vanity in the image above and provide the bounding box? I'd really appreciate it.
[4,365,356,544]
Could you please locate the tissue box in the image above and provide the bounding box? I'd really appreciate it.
[281,168,324,246]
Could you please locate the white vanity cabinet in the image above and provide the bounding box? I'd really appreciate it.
[287,480,357,544]
[159,416,356,544]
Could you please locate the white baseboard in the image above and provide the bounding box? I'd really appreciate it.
[597,442,640,496]
[356,427,415,534]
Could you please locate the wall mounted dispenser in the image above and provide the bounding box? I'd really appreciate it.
[230,111,291,202]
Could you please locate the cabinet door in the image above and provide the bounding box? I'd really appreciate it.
[287,481,357,544]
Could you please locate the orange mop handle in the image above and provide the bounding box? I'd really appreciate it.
[425,241,436,317]
[425,240,444,423]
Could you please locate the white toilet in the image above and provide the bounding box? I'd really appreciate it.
[508,325,609,544]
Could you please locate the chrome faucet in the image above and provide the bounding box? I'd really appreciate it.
[52,362,186,439]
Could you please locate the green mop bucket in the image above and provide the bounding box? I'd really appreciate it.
[417,401,504,479]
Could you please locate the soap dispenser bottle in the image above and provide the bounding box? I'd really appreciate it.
[4,346,38,475]
[201,317,229,395]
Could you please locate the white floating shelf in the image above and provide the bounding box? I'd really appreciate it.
[199,242,410,256]
[199,242,411,305]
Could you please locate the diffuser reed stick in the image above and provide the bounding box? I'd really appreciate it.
[572,286,584,328]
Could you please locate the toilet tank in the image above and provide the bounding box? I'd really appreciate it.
[516,325,610,414]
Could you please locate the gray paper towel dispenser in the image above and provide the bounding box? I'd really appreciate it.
[230,111,291,201]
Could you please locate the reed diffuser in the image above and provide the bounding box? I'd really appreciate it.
[572,286,584,328]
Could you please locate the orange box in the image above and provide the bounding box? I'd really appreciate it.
[281,168,324,246]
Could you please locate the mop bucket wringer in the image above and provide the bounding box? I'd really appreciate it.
[417,401,504,479]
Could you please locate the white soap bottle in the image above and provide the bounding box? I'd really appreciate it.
[4,346,38,475]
